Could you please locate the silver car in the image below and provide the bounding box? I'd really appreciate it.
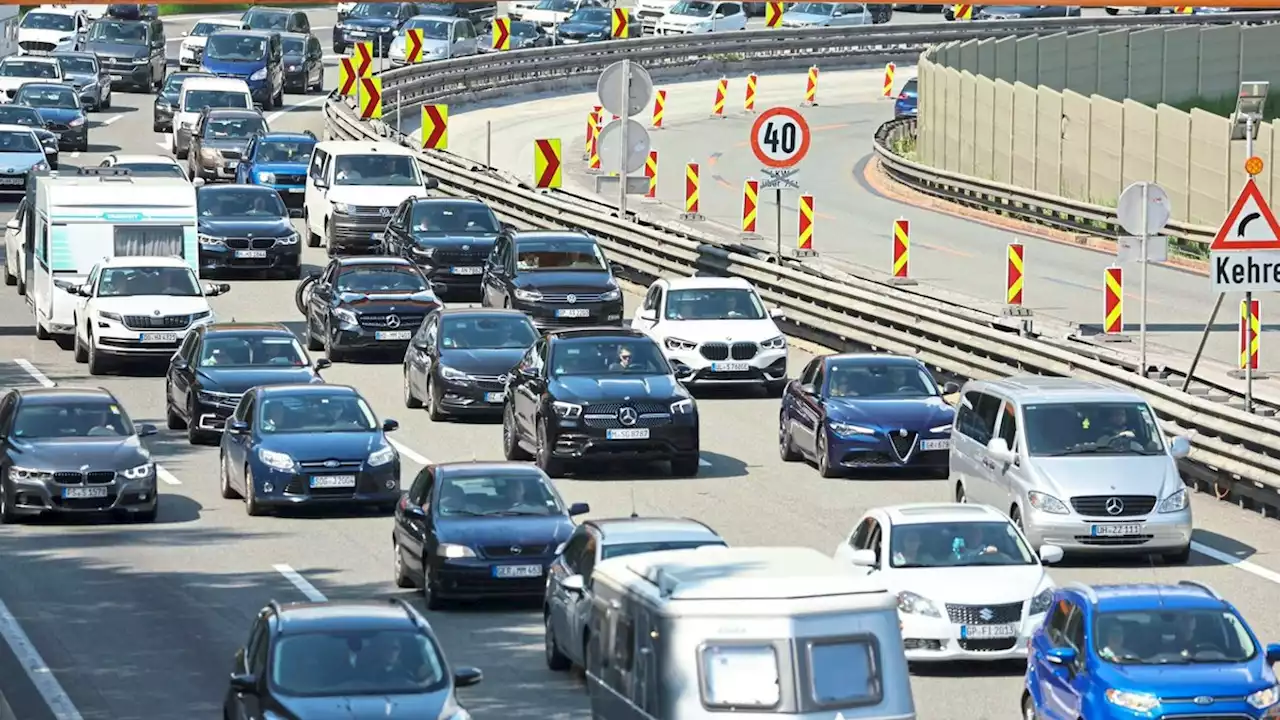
[949,376,1193,564]
[52,51,111,112]
[780,1,872,26]
[388,15,479,67]
[0,124,50,195]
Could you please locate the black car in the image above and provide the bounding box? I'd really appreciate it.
[241,6,313,34]
[303,256,442,362]
[0,105,59,167]
[225,599,483,719]
[403,308,538,420]
[502,327,700,478]
[480,231,625,331]
[166,322,330,444]
[975,4,1080,17]
[187,108,268,183]
[106,4,159,20]
[197,186,302,278]
[0,387,159,523]
[392,462,589,609]
[86,17,166,92]
[385,197,506,298]
[14,83,88,153]
[554,8,616,43]
[280,32,324,93]
[152,71,210,133]
[333,1,420,55]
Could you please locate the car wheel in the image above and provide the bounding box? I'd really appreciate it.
[244,465,264,516]
[16,275,25,296]
[545,613,571,671]
[86,330,108,375]
[305,313,323,351]
[1021,693,1038,720]
[1163,544,1192,565]
[1010,505,1025,532]
[0,482,16,524]
[73,323,88,363]
[325,328,346,363]
[3,263,14,286]
[955,481,967,503]
[816,433,838,478]
[403,369,422,408]
[536,417,565,478]
[392,537,415,588]
[503,405,532,461]
[35,318,49,340]
[187,400,213,445]
[778,413,800,462]
[423,562,444,610]
[102,93,111,110]
[304,212,321,247]
[219,453,241,499]
[425,377,445,421]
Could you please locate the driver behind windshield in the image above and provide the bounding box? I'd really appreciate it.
[1091,406,1133,446]
[335,155,413,184]
[497,477,548,514]
[950,523,1000,560]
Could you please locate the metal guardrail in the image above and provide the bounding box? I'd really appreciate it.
[323,14,1280,508]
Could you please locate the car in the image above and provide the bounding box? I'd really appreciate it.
[0,124,51,195]
[1023,581,1280,720]
[780,1,873,26]
[0,56,63,103]
[507,0,540,20]
[303,256,443,362]
[68,256,229,375]
[196,185,302,278]
[950,376,1194,564]
[392,461,590,609]
[553,8,619,43]
[199,29,284,109]
[522,0,606,27]
[0,386,160,524]
[14,82,88,152]
[389,15,479,66]
[52,51,111,111]
[403,308,538,419]
[18,7,89,55]
[543,516,725,671]
[654,0,749,34]
[105,4,159,21]
[384,196,506,297]
[279,32,324,93]
[225,599,483,719]
[502,327,700,477]
[333,2,421,56]
[171,76,254,159]
[187,107,269,183]
[218,384,402,515]
[943,3,985,18]
[2,197,31,292]
[240,6,313,34]
[176,18,240,72]
[166,322,329,444]
[99,153,188,180]
[894,76,918,119]
[834,503,1062,662]
[152,71,210,134]
[0,105,58,167]
[234,130,316,213]
[631,276,788,391]
[479,230,625,331]
[977,4,1081,18]
[478,19,550,50]
[85,16,165,93]
[868,3,894,21]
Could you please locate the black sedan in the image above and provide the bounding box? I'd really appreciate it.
[0,387,159,523]
[153,71,210,134]
[0,105,59,167]
[392,462,589,610]
[479,19,550,51]
[553,7,614,43]
[479,231,625,331]
[197,185,302,279]
[303,256,442,363]
[166,322,330,445]
[384,196,506,298]
[975,4,1076,18]
[403,308,538,420]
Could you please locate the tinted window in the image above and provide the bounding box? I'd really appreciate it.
[789,1,836,12]
[410,202,499,233]
[202,115,266,139]
[17,86,78,109]
[568,7,610,21]
[12,398,135,439]
[190,20,235,36]
[270,630,447,696]
[602,540,724,559]
[55,56,98,75]
[21,12,77,31]
[958,391,1000,444]
[670,0,716,15]
[98,266,200,297]
[888,520,1035,568]
[199,334,307,368]
[437,471,564,516]
[515,239,606,271]
[808,640,880,706]
[333,154,420,186]
[550,338,669,376]
[902,78,918,94]
[411,18,453,39]
[827,362,937,399]
[244,10,291,30]
[0,131,41,154]
[1023,402,1165,457]
[0,106,43,127]
[183,89,250,112]
[199,188,286,217]
[439,315,537,350]
[89,20,148,44]
[115,162,184,178]
[164,73,206,93]
[510,20,542,36]
[1095,609,1257,665]
[535,0,577,9]
[664,288,764,321]
[255,139,314,164]
[1,61,59,79]
[350,3,402,17]
[258,394,377,434]
[335,265,429,293]
[281,36,306,54]
[206,34,267,61]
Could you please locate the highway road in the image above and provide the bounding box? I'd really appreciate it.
[2,7,1280,720]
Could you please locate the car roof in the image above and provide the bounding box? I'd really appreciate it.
[278,31,311,41]
[99,255,190,269]
[0,124,38,134]
[181,76,250,91]
[108,154,181,165]
[246,6,295,13]
[52,51,97,59]
[222,29,280,38]
[200,183,276,194]
[14,387,116,405]
[336,256,415,267]
[205,322,294,335]
[411,13,468,22]
[28,7,82,15]
[966,375,1145,405]
[586,517,721,544]
[879,503,1008,526]
[511,230,593,243]
[1077,583,1230,613]
[314,140,418,157]
[4,56,58,65]
[197,17,242,25]
[547,327,649,341]
[258,131,315,142]
[258,383,358,396]
[437,307,529,320]
[434,461,548,478]
[202,108,261,118]
[410,196,488,206]
[825,353,922,367]
[274,601,420,635]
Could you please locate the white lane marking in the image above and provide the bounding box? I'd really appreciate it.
[101,114,122,126]
[388,437,431,466]
[273,564,328,602]
[0,597,84,720]
[265,93,331,125]
[13,359,54,388]
[155,141,169,150]
[69,152,80,159]
[156,466,182,486]
[1191,541,1280,585]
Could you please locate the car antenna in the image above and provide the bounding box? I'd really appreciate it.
[629,484,638,519]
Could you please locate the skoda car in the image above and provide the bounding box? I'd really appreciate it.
[199,29,283,109]
[53,52,111,111]
[303,256,443,363]
[14,82,88,152]
[502,327,700,478]
[780,353,958,478]
[234,131,315,214]
[385,196,505,298]
[0,105,58,168]
[152,71,211,134]
[0,386,159,523]
[218,384,402,515]
[480,231,624,331]
[403,308,538,419]
[333,2,421,55]
[197,185,302,278]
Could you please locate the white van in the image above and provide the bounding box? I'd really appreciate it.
[171,76,254,159]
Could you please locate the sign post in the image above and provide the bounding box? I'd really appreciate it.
[1115,181,1171,368]
[595,61,654,217]
[749,106,811,258]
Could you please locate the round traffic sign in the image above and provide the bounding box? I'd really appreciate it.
[750,107,811,169]
[1246,155,1265,176]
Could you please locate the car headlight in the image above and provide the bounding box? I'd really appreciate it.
[440,365,470,382]
[551,401,582,420]
[332,307,359,326]
[198,233,225,246]
[120,463,155,480]
[156,98,171,109]
[287,65,299,72]
[249,67,268,81]
[332,202,353,215]
[897,590,940,617]
[664,336,696,352]
[1157,488,1188,513]
[367,443,396,467]
[33,161,48,172]
[1247,685,1280,709]
[68,116,85,127]
[257,448,295,472]
[1027,490,1069,515]
[191,310,212,322]
[600,288,621,302]
[514,288,542,302]
[1105,689,1159,713]
[9,465,53,481]
[413,246,436,259]
[670,398,695,415]
[256,171,275,184]
[761,335,786,349]
[197,389,235,403]
[1029,587,1054,615]
[201,147,221,161]
[930,423,952,433]
[829,421,874,438]
[437,543,476,558]
[98,310,122,322]
[132,57,147,64]
[277,231,299,246]
[693,21,713,30]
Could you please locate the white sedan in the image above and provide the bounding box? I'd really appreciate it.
[654,0,748,34]
[834,502,1063,662]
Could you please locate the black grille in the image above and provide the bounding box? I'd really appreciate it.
[284,477,307,494]
[123,314,190,330]
[889,431,917,459]
[272,173,305,185]
[1070,495,1156,517]
[52,494,117,510]
[298,459,363,470]
[309,486,355,498]
[583,414,672,429]
[45,122,70,133]
[357,313,424,329]
[469,375,507,392]
[225,237,278,250]
[428,247,489,265]
[539,292,610,303]
[583,401,669,415]
[1072,535,1153,546]
[51,470,117,484]
[945,601,1023,624]
[957,638,1019,652]
[218,149,242,160]
[20,41,56,53]
[700,342,729,361]
[730,342,757,360]
[348,205,396,216]
[482,544,550,558]
[558,30,587,39]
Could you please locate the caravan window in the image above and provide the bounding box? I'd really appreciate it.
[98,266,200,298]
[699,644,781,710]
[115,225,183,259]
[806,638,881,707]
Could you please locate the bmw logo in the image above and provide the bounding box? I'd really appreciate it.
[152,309,162,316]
[461,244,470,251]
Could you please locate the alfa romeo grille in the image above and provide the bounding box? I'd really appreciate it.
[889,431,917,460]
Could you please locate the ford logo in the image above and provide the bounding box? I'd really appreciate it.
[323,459,340,468]
[1193,697,1214,706]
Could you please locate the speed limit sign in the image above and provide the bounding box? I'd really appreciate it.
[750,106,811,168]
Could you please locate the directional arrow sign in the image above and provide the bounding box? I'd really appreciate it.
[1210,178,1280,292]
[406,28,424,63]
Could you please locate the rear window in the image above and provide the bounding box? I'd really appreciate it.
[902,78,917,93]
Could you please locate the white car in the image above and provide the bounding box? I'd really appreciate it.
[177,18,241,72]
[507,0,541,20]
[834,503,1063,663]
[635,0,680,30]
[100,153,193,182]
[654,0,748,34]
[69,256,228,375]
[3,196,30,294]
[18,7,88,54]
[0,56,63,102]
[631,276,788,390]
[521,0,606,27]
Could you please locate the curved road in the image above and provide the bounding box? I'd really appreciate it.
[0,7,1278,720]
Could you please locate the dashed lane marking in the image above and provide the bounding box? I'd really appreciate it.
[0,598,83,720]
[273,564,328,602]
[101,114,122,126]
[12,359,53,388]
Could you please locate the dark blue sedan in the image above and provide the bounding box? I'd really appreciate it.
[894,76,917,119]
[218,384,403,515]
[778,353,958,478]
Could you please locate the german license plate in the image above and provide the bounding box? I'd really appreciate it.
[310,475,356,488]
[375,330,411,341]
[1092,523,1143,537]
[451,266,482,275]
[235,250,267,259]
[493,564,541,578]
[606,428,649,440]
[920,439,950,451]
[555,308,589,318]
[710,362,749,372]
[371,232,384,241]
[485,392,505,403]
[138,332,179,343]
[350,30,368,36]
[560,37,579,43]
[960,623,1017,639]
[63,486,109,498]
[0,177,22,186]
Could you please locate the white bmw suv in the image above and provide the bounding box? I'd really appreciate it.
[631,276,788,391]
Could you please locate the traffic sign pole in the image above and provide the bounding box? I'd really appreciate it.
[750,107,811,260]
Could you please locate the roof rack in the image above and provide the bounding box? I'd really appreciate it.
[1177,580,1223,600]
[1064,582,1098,604]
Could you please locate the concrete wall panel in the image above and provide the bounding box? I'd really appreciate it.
[1197,25,1241,103]
[1187,109,1230,226]
[959,71,977,176]
[1240,23,1280,91]
[1154,104,1191,223]
[1121,100,1157,191]
[1160,27,1202,107]
[974,75,996,180]
[1065,31,1099,97]
[1035,87,1063,195]
[1037,32,1068,91]
[992,79,1015,184]
[1096,29,1130,101]
[1126,29,1165,106]
[1015,35,1039,86]
[1089,96,1124,205]
[943,67,963,173]
[976,38,997,79]
[993,36,1017,82]
[1060,90,1092,201]
[1012,82,1038,189]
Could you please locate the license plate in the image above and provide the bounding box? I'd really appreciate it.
[710,362,749,372]
[138,332,179,343]
[556,308,590,318]
[63,486,109,498]
[350,30,368,36]
[485,392,505,403]
[0,177,22,185]
[960,623,1017,639]
[920,439,950,451]
[287,187,303,193]
[451,266,482,275]
[310,475,356,488]
[560,37,580,43]
[375,330,411,341]
[371,232,385,241]
[1092,523,1143,537]
[493,564,542,578]
[234,250,267,259]
[606,428,650,440]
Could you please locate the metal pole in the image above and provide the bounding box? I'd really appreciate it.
[395,89,401,135]
[775,187,783,258]
[1139,182,1149,374]
[1183,294,1225,392]
[617,59,630,219]
[485,120,492,167]
[1246,115,1255,414]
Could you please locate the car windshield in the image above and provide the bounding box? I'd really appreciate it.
[97,267,201,297]
[244,11,290,30]
[190,20,235,36]
[255,139,313,164]
[18,86,77,109]
[410,202,499,233]
[281,36,306,54]
[0,131,42,154]
[1094,610,1258,665]
[206,34,267,61]
[270,630,447,697]
[889,520,1036,568]
[21,12,77,31]
[335,266,429,294]
[0,107,42,127]
[258,394,378,434]
[203,115,265,139]
[439,315,537,350]
[902,78,918,94]
[515,240,607,271]
[200,334,307,367]
[603,540,725,559]
[790,2,838,13]
[182,89,250,112]
[437,472,564,517]
[88,20,147,45]
[1023,402,1166,457]
[551,338,670,376]
[163,73,204,93]
[199,188,286,217]
[412,19,452,39]
[511,20,541,36]
[569,8,610,22]
[56,57,97,75]
[116,162,184,178]
[664,288,765,321]
[671,0,715,15]
[351,2,401,18]
[12,399,135,439]
[536,0,578,10]
[827,361,938,399]
[333,154,420,186]
[1,61,59,79]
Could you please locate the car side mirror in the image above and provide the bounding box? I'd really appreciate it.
[424,177,439,190]
[228,672,257,693]
[943,381,961,395]
[986,437,1014,464]
[832,9,843,15]
[609,261,623,275]
[799,382,817,396]
[561,574,586,593]
[714,11,725,17]
[1038,544,1064,565]
[769,307,784,319]
[637,308,656,322]
[171,357,188,371]
[77,284,92,297]
[5,219,17,231]
[313,178,328,189]
[1266,643,1280,665]
[1169,435,1191,459]
[192,177,206,187]
[136,423,158,437]
[382,418,400,432]
[313,358,332,371]
[203,282,225,296]
[181,30,189,36]
[226,419,249,434]
[847,549,877,567]
[452,666,483,688]
[674,365,695,381]
[1045,647,1077,666]
[568,501,590,516]
[500,222,515,233]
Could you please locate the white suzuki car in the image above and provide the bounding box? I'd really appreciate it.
[834,503,1063,663]
[631,276,788,391]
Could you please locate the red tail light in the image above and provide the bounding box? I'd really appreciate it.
[897,93,908,100]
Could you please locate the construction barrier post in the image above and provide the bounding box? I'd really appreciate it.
[882,62,895,98]
[890,218,914,284]
[588,130,601,172]
[765,0,784,27]
[1006,242,1024,306]
[644,150,658,201]
[491,17,511,50]
[745,73,758,113]
[533,139,562,189]
[797,194,815,255]
[405,28,424,64]
[1103,267,1125,337]
[681,162,704,221]
[584,105,601,160]
[355,42,373,76]
[712,77,727,118]
[742,178,759,236]
[802,65,818,107]
[420,104,448,150]
[951,3,972,20]
[338,56,357,97]
[651,89,666,129]
[1241,298,1261,371]
[611,7,630,37]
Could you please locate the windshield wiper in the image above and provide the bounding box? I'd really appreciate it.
[481,510,547,516]
[1048,446,1113,456]
[442,509,484,516]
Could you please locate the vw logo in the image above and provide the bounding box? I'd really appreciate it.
[380,206,392,217]
[1193,697,1214,706]
[566,294,577,304]
[385,315,401,328]
[323,459,339,468]
[510,545,522,555]
[978,608,995,622]
[898,428,908,437]
[1105,497,1124,515]
[617,407,638,426]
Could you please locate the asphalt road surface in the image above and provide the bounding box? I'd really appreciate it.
[3,7,1280,720]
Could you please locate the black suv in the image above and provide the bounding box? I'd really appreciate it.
[225,599,482,720]
[86,16,166,92]
[240,6,313,34]
[385,196,506,298]
[480,231,624,331]
[502,327,700,478]
[333,1,420,56]
[303,256,442,362]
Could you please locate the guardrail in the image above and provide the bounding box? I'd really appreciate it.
[325,14,1280,510]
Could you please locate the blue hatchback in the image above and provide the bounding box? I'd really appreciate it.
[1024,582,1280,719]
[894,77,918,119]
[236,131,315,214]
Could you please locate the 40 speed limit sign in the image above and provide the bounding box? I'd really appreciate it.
[750,106,811,168]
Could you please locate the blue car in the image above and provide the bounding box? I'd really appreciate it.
[236,130,315,214]
[15,82,88,152]
[200,29,284,109]
[218,384,403,515]
[894,76,918,119]
[778,353,958,478]
[1024,582,1280,720]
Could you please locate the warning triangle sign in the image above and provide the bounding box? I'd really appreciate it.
[1211,178,1280,251]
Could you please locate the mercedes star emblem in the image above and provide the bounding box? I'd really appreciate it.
[618,407,638,426]
[510,545,523,555]
[898,428,908,437]
[978,608,995,622]
[1105,497,1124,515]
[380,206,392,217]
[152,309,162,316]
[323,460,339,468]
[1193,697,1214,706]
[566,294,577,304]
[385,315,401,328]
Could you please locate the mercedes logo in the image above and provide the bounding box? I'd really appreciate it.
[978,607,995,622]
[898,428,908,437]
[566,294,577,304]
[498,373,510,384]
[380,206,392,217]
[323,459,339,468]
[1105,497,1124,515]
[152,309,162,316]
[510,545,522,555]
[617,407,638,426]
[1193,697,1214,706]
[385,315,401,328]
